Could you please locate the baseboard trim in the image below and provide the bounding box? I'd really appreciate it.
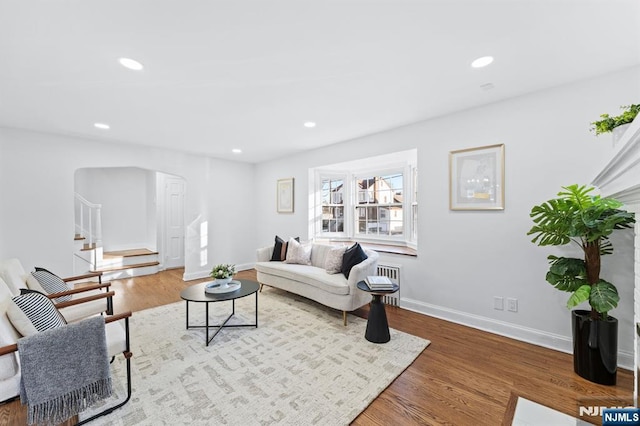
[182,262,254,282]
[401,297,633,371]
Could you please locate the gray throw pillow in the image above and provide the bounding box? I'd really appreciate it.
[324,246,347,274]
[284,238,312,265]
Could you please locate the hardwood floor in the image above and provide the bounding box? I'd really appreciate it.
[0,269,633,425]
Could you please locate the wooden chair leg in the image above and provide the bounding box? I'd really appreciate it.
[259,283,264,292]
[343,311,347,326]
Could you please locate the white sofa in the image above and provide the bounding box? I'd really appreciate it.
[255,242,379,325]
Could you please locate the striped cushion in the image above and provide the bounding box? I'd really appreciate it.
[11,290,67,335]
[32,269,71,302]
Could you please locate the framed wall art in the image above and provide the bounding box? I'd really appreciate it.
[277,177,294,213]
[449,144,505,210]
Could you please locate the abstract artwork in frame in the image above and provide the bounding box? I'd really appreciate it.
[277,178,294,213]
[449,144,505,210]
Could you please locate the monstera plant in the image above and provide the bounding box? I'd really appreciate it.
[527,184,635,384]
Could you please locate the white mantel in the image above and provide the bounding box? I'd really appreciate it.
[592,118,640,203]
[592,119,640,403]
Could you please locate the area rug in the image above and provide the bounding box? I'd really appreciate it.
[82,287,430,425]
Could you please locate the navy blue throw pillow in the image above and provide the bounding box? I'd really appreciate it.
[341,243,368,279]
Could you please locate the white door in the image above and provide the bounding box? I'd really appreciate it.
[164,176,185,269]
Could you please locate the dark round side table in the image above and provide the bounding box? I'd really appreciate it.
[357,280,399,344]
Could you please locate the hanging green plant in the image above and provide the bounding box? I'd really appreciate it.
[590,104,640,136]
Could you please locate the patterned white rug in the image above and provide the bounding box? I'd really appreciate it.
[82,287,430,425]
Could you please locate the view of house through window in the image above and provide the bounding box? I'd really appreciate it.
[356,173,403,236]
[321,178,344,232]
[311,149,417,247]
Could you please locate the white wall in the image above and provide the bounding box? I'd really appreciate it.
[254,66,640,367]
[0,129,257,280]
[75,167,157,251]
[0,66,637,367]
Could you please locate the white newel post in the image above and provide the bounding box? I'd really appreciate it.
[592,119,640,404]
[94,206,102,248]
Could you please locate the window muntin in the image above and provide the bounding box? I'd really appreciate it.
[355,173,403,237]
[321,177,344,233]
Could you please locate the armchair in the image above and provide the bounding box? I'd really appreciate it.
[0,259,113,322]
[0,278,132,423]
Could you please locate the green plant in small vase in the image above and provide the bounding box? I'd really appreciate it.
[210,263,236,284]
[590,104,639,136]
[527,184,635,385]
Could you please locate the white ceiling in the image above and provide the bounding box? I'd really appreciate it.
[1,0,639,163]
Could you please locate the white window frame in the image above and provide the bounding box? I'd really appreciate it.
[317,172,348,238]
[310,150,417,247]
[353,167,406,243]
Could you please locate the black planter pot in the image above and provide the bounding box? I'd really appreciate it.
[571,309,618,385]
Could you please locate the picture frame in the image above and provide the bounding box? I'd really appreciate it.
[277,178,294,213]
[449,144,505,210]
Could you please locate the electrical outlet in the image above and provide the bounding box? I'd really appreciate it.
[507,298,518,312]
[494,296,504,310]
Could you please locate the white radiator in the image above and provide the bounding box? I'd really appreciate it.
[376,264,401,306]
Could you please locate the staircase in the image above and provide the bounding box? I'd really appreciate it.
[74,243,160,280]
[73,193,160,280]
[95,248,160,280]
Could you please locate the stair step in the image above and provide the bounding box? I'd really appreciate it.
[99,249,158,269]
[103,248,158,258]
[75,247,160,280]
[95,261,160,273]
[94,261,160,280]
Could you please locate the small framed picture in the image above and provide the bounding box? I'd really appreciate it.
[277,178,294,213]
[449,144,505,210]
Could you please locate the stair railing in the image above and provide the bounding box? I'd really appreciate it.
[74,193,102,248]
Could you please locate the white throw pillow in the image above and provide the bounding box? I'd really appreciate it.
[8,290,66,336]
[284,238,312,265]
[324,245,347,274]
[25,274,46,294]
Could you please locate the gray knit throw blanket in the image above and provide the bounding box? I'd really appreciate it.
[18,315,112,426]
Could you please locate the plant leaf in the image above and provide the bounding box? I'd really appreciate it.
[567,285,591,309]
[528,184,635,247]
[589,280,619,315]
[544,257,586,292]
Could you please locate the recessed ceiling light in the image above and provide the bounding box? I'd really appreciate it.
[94,122,110,130]
[118,57,144,71]
[471,56,494,68]
[304,122,316,128]
[232,148,242,154]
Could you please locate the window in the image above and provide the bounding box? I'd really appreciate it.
[321,177,344,233]
[311,150,417,247]
[355,173,403,237]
